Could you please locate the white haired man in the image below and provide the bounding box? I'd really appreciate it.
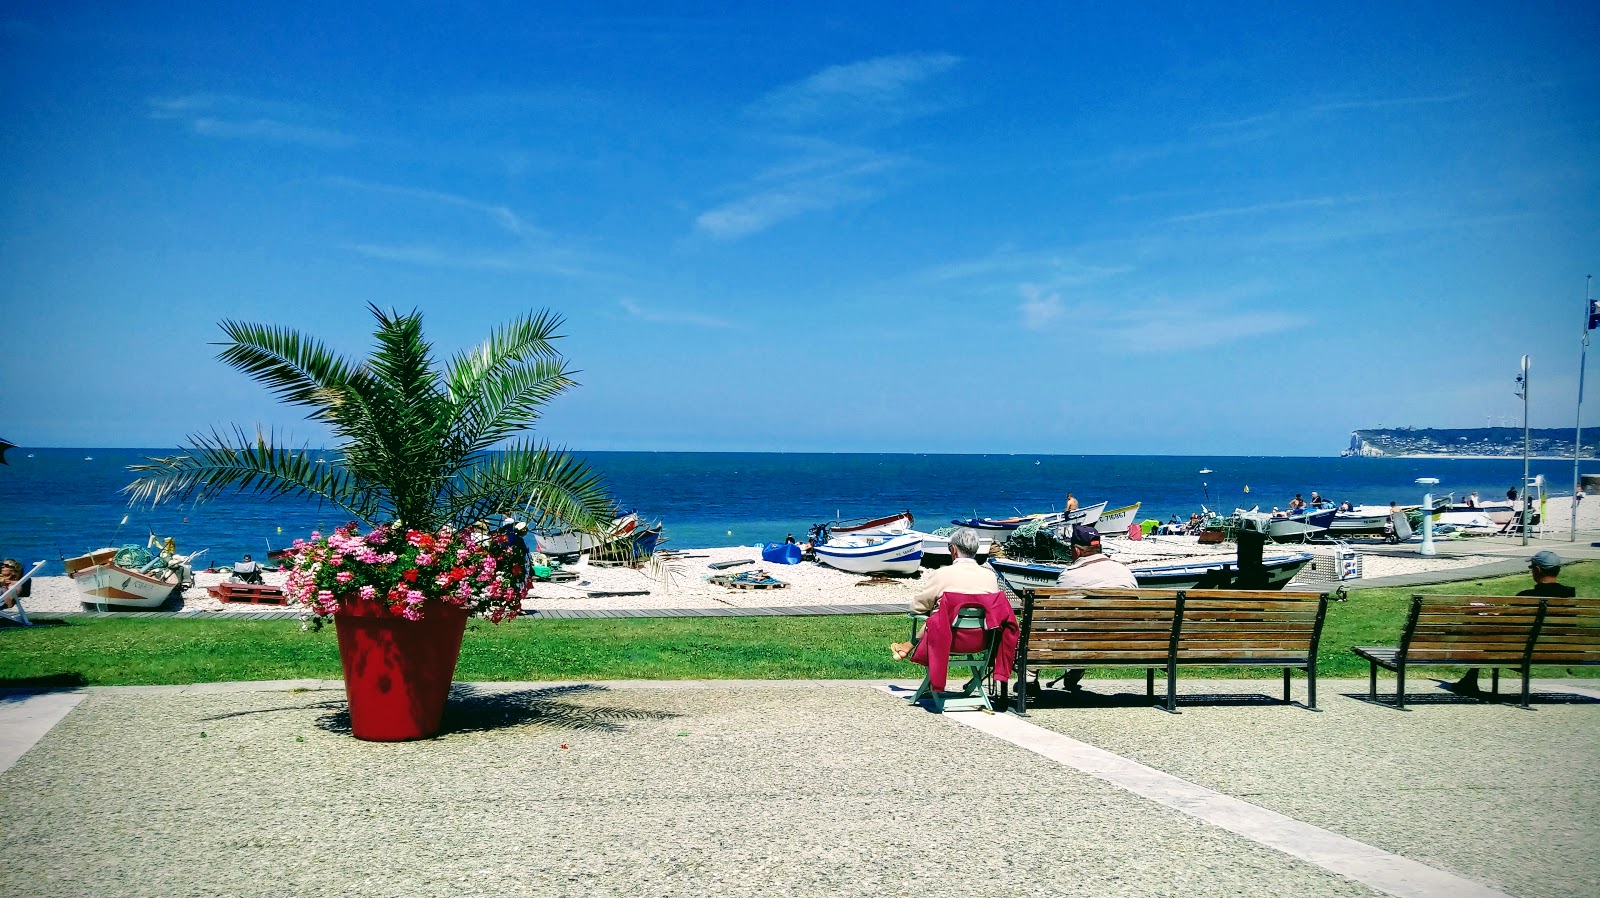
[891,527,998,660]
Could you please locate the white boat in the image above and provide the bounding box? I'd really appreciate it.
[1329,507,1392,535]
[827,511,914,537]
[916,531,995,567]
[1433,511,1497,530]
[812,532,924,575]
[991,551,1313,592]
[1093,502,1141,536]
[65,546,193,610]
[1451,501,1515,526]
[955,501,1109,543]
[535,512,642,556]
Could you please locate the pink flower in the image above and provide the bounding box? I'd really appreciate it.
[358,585,376,601]
[416,552,434,566]
[336,571,354,584]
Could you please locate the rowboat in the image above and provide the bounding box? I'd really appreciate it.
[917,531,995,567]
[953,501,1109,543]
[65,545,193,610]
[828,511,914,537]
[812,532,924,575]
[990,551,1314,592]
[1451,501,1515,526]
[536,511,659,557]
[1329,507,1393,535]
[1095,502,1142,535]
[1268,508,1337,542]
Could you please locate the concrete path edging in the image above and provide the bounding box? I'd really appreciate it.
[890,686,1516,898]
[0,692,85,774]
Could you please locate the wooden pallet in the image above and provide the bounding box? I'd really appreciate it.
[208,582,289,605]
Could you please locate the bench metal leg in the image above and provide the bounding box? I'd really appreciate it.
[1146,668,1155,699]
[1520,667,1531,710]
[1307,664,1318,710]
[1165,662,1178,713]
[1491,668,1500,699]
[1282,668,1291,704]
[1396,664,1406,710]
[1368,660,1377,701]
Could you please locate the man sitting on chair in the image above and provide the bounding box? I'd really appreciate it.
[891,527,996,660]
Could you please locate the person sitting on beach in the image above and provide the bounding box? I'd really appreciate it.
[891,527,997,660]
[0,558,30,609]
[1452,550,1576,694]
[232,554,263,584]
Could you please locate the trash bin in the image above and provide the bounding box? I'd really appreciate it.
[1336,547,1361,581]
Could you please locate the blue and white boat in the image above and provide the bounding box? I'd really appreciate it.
[953,501,1109,543]
[812,532,924,575]
[990,551,1314,592]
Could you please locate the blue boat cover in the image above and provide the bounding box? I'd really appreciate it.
[761,542,803,565]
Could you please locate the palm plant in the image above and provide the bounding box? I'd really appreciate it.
[126,304,614,538]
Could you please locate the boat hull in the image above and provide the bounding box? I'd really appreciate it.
[69,563,185,609]
[535,512,641,556]
[813,533,924,575]
[917,532,994,568]
[1095,502,1141,535]
[830,511,914,537]
[991,552,1313,593]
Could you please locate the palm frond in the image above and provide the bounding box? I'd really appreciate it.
[449,357,576,455]
[444,440,613,534]
[215,320,360,423]
[444,310,567,403]
[124,426,380,522]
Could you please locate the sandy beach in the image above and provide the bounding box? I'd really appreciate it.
[16,491,1597,616]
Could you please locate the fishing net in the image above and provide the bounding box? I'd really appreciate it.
[112,545,155,568]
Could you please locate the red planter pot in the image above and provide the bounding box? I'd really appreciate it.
[332,598,470,741]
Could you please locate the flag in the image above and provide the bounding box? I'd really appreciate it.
[1589,299,1599,330]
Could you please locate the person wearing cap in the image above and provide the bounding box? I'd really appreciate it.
[892,527,997,660]
[1041,526,1138,691]
[1451,550,1576,694]
[1054,525,1137,590]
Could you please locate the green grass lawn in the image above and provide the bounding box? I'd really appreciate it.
[3,562,1596,688]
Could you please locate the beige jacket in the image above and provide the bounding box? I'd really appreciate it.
[1054,553,1138,590]
[910,558,1001,614]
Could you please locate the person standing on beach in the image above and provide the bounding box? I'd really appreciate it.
[892,528,997,659]
[1451,550,1575,694]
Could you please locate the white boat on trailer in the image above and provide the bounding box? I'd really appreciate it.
[812,532,924,575]
[1093,502,1141,536]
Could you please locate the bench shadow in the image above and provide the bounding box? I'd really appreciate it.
[1020,687,1296,711]
[312,683,684,737]
[1343,686,1600,709]
[0,672,89,690]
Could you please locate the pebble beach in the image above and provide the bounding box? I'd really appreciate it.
[17,492,1599,616]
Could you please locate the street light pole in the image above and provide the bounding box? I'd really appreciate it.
[1576,275,1593,542]
[1520,355,1531,547]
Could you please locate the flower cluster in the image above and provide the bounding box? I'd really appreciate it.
[283,522,529,627]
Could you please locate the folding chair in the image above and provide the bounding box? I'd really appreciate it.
[1,560,45,627]
[909,605,1001,712]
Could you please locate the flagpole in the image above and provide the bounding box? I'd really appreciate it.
[1576,275,1594,542]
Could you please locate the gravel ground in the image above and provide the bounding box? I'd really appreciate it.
[0,683,1387,898]
[1020,678,1600,898]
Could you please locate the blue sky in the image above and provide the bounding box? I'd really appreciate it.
[2,2,1596,455]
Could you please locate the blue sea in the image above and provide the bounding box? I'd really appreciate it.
[0,449,1585,573]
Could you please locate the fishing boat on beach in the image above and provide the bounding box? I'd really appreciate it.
[64,545,195,611]
[826,511,914,537]
[1329,506,1393,535]
[535,511,660,558]
[990,551,1313,592]
[1095,502,1142,535]
[953,501,1109,543]
[1268,507,1337,542]
[811,531,923,575]
[917,531,995,567]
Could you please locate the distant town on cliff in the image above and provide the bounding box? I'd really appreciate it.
[1343,427,1597,459]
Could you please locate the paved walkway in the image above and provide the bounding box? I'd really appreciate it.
[2,678,1595,897]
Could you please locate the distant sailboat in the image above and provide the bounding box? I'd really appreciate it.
[1199,468,1213,474]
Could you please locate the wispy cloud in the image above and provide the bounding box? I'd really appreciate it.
[148,94,355,148]
[1019,284,1063,330]
[342,242,601,279]
[324,177,528,235]
[1308,91,1473,115]
[694,144,901,240]
[921,248,1132,292]
[1164,193,1383,224]
[618,297,734,329]
[753,53,961,124]
[1089,297,1304,352]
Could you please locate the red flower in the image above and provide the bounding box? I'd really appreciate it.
[402,569,419,583]
[450,566,469,582]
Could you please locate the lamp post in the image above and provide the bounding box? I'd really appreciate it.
[1517,355,1530,546]
[1416,478,1440,556]
[1576,275,1593,542]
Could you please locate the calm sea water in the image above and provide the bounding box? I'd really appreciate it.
[0,449,1585,572]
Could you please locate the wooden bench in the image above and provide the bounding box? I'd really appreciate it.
[1010,587,1329,713]
[1354,594,1600,709]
